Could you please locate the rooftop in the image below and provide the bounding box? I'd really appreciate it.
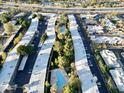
[110,68,124,92]
[0,18,39,93]
[68,14,99,93]
[28,15,57,93]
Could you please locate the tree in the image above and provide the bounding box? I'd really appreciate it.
[4,22,15,35]
[44,81,50,88]
[63,85,73,93]
[17,45,34,55]
[0,55,3,64]
[13,33,23,45]
[53,41,63,55]
[0,52,7,65]
[68,74,80,91]
[50,84,57,93]
[32,14,37,19]
[17,18,24,25]
[57,56,70,68]
[63,40,73,60]
[41,33,48,43]
[1,14,11,23]
[21,20,30,28]
[59,14,67,25]
[57,33,64,40]
[37,14,44,21]
[2,52,6,61]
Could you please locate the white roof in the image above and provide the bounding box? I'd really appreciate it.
[29,15,57,93]
[18,56,28,71]
[87,25,104,34]
[92,36,124,45]
[104,18,116,30]
[14,12,25,18]
[100,50,120,68]
[110,68,124,92]
[0,18,39,93]
[80,14,98,18]
[68,15,99,93]
[40,13,56,17]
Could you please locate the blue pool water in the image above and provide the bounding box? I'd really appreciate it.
[60,25,66,34]
[56,70,66,88]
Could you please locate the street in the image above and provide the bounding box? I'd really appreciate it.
[1,3,124,13]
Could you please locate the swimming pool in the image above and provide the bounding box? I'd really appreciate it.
[60,25,66,34]
[56,70,67,88]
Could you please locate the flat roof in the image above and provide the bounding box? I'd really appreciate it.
[68,15,99,93]
[100,50,120,68]
[110,68,124,92]
[28,16,57,93]
[92,36,124,44]
[0,18,39,93]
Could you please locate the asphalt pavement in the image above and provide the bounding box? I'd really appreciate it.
[75,15,109,93]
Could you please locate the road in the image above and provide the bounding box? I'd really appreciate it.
[75,15,109,93]
[12,19,47,93]
[1,3,124,13]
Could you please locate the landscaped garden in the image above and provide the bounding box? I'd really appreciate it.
[45,14,81,93]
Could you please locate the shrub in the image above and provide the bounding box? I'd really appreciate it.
[32,14,37,19]
[17,45,34,55]
[1,14,11,23]
[37,14,44,21]
[50,84,57,93]
[0,55,3,64]
[22,20,30,28]
[53,41,63,55]
[0,52,7,65]
[4,22,15,35]
[57,56,70,68]
[2,52,7,60]
[13,33,23,45]
[63,85,73,93]
[17,18,24,25]
[44,81,50,88]
[40,33,48,43]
